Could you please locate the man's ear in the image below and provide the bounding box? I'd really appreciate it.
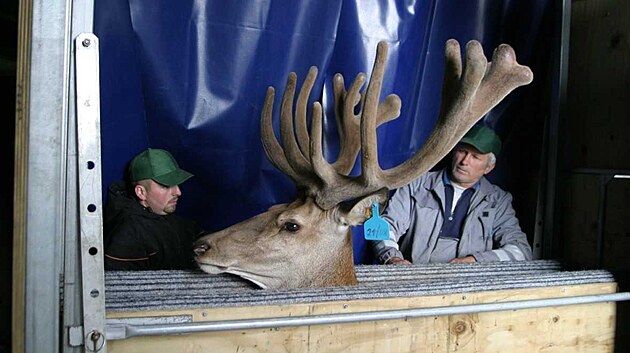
[134,184,147,201]
[483,162,496,175]
[341,188,390,226]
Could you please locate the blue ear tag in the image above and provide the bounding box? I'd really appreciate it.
[363,203,390,240]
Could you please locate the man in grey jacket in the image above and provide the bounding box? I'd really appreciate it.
[373,125,533,265]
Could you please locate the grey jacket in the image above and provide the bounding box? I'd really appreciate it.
[374,169,532,264]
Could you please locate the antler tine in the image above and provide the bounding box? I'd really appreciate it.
[331,70,401,175]
[378,95,402,125]
[261,74,320,191]
[380,39,533,189]
[330,72,364,174]
[472,44,535,119]
[360,41,389,185]
[261,87,299,181]
[295,66,318,158]
[311,44,401,187]
[310,41,399,209]
[280,71,316,177]
[264,39,529,210]
[377,40,487,185]
[310,39,532,209]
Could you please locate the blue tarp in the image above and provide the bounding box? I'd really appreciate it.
[95,0,553,264]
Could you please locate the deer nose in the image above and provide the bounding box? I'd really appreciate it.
[193,242,210,257]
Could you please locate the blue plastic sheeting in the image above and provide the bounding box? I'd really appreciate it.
[95,0,553,264]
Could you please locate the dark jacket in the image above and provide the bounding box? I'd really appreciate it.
[103,181,203,270]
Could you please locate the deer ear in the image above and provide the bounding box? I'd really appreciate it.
[341,188,389,226]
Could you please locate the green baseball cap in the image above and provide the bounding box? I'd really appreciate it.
[459,125,502,156]
[129,148,193,186]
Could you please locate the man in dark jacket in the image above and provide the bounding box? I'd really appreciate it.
[104,148,204,270]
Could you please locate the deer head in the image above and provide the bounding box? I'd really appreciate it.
[193,39,533,289]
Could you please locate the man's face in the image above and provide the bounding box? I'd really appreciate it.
[135,179,181,215]
[449,143,495,188]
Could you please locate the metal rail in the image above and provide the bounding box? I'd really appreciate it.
[75,32,107,352]
[105,291,630,340]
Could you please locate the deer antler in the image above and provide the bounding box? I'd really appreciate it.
[262,39,533,209]
[261,59,401,199]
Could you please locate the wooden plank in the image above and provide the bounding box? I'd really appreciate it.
[107,283,617,353]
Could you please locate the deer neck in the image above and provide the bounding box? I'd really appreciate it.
[304,229,357,287]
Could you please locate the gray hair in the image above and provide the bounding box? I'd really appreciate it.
[487,152,496,167]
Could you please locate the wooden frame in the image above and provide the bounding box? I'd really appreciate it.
[107,282,617,353]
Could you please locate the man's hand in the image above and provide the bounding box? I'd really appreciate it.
[450,256,477,263]
[386,257,412,265]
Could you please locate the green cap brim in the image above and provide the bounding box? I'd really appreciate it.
[459,137,494,154]
[153,169,194,186]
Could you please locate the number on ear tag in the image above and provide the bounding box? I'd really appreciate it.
[364,203,390,240]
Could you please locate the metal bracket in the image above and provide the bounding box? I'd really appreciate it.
[75,32,107,352]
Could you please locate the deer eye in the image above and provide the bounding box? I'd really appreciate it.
[283,222,300,233]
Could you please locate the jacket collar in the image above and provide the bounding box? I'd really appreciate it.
[424,168,492,205]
